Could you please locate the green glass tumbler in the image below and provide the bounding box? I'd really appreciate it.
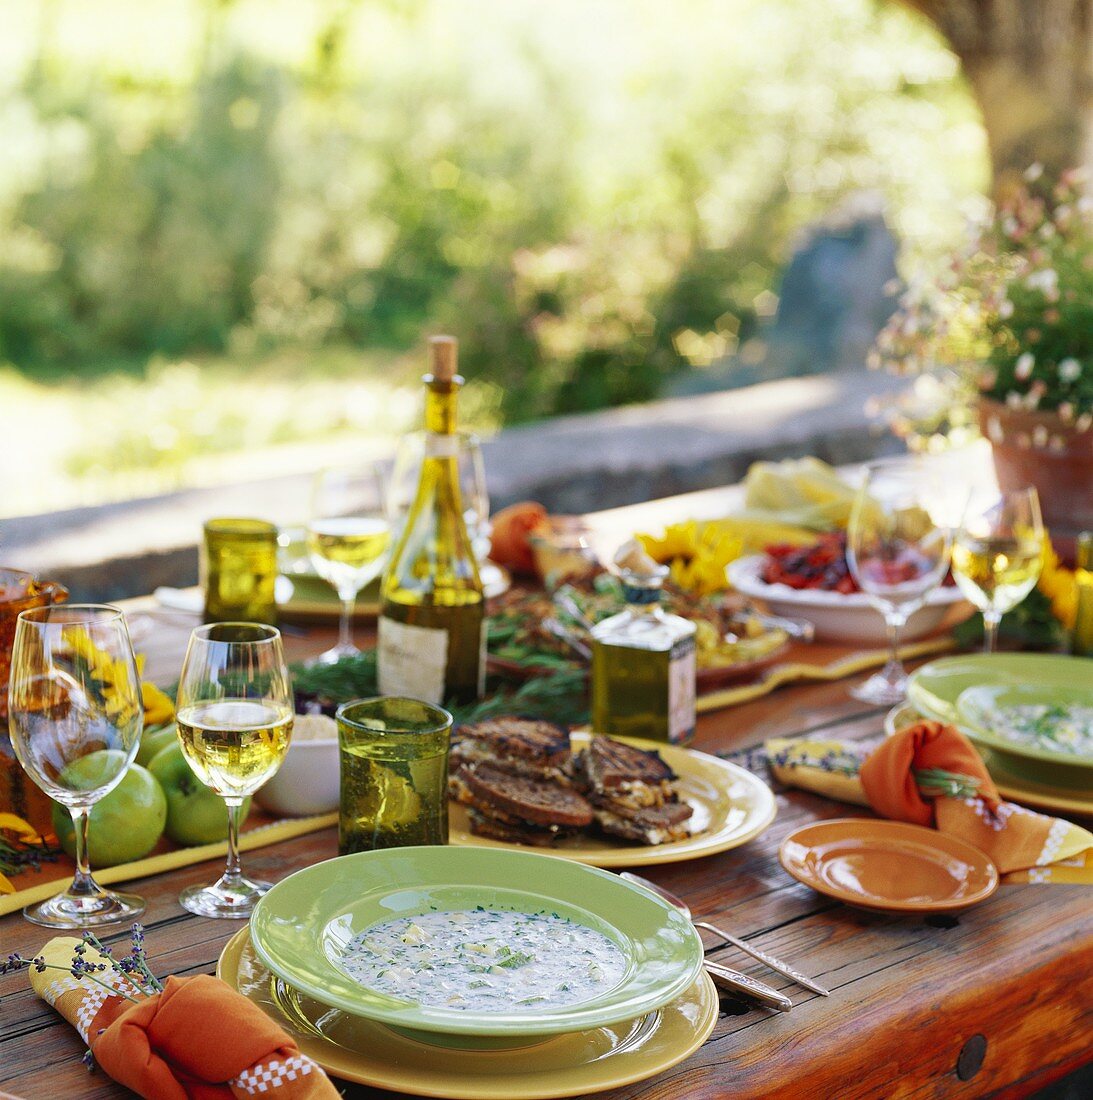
[336,696,453,854]
[202,518,279,625]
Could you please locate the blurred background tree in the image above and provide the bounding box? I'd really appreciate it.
[0,0,992,513]
[902,1,1093,191]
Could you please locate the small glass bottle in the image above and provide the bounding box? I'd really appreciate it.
[591,543,697,744]
[1073,532,1093,658]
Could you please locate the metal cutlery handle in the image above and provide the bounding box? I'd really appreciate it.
[704,962,793,1012]
[694,922,830,996]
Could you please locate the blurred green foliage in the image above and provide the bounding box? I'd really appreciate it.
[0,0,987,430]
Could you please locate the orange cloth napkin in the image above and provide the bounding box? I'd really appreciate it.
[29,936,339,1100]
[860,721,1089,876]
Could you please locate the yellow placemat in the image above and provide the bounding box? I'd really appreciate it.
[697,636,958,713]
[0,812,337,917]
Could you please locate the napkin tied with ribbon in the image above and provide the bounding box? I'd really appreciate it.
[29,937,339,1100]
[769,721,1093,883]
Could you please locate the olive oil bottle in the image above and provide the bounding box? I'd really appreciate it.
[378,336,485,704]
[591,543,696,744]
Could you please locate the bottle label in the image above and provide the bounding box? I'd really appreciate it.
[377,616,449,705]
[667,636,696,744]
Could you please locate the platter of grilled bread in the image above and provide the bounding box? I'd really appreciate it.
[448,718,777,867]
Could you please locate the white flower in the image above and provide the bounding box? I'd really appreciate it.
[1015,352,1035,380]
[1058,358,1081,383]
[998,298,1014,318]
[1007,392,1024,409]
[1025,268,1059,296]
[1024,163,1044,182]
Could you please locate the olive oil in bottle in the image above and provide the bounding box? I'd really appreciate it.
[591,542,696,744]
[377,336,485,704]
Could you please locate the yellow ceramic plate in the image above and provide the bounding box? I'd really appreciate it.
[885,704,1093,818]
[451,732,777,867]
[779,818,999,914]
[217,928,719,1100]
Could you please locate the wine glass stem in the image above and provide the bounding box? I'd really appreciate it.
[983,612,1001,654]
[883,614,905,682]
[69,806,99,898]
[223,797,245,887]
[337,590,356,651]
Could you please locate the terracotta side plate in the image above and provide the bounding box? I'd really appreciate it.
[779,818,999,914]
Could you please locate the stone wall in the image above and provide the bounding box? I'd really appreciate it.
[1,367,906,600]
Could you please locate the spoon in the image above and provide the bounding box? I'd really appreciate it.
[621,872,830,997]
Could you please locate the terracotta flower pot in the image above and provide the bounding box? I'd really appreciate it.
[978,398,1093,536]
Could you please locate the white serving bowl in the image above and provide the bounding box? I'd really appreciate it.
[255,737,340,817]
[727,554,970,644]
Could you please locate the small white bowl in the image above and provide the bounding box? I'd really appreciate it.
[256,738,340,817]
[727,554,970,644]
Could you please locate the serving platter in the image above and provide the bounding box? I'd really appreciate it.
[218,928,718,1099]
[249,846,704,1045]
[728,554,968,644]
[779,818,999,914]
[451,732,777,867]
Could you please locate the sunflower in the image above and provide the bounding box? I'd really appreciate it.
[1038,537,1078,630]
[637,521,742,596]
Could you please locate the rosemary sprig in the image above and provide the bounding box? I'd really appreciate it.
[913,768,982,800]
[291,652,590,728]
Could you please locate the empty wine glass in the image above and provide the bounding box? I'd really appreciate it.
[952,487,1044,654]
[308,464,392,664]
[846,460,952,704]
[7,604,145,927]
[175,623,293,918]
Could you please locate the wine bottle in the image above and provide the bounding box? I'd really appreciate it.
[377,336,485,704]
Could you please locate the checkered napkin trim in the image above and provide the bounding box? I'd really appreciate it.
[232,1054,318,1094]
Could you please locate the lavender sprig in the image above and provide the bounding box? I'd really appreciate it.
[1,952,140,1004]
[81,932,151,999]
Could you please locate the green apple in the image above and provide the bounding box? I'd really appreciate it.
[136,723,178,768]
[148,742,251,846]
[52,755,167,867]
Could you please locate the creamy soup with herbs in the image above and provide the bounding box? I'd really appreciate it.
[339,908,627,1012]
[986,703,1093,758]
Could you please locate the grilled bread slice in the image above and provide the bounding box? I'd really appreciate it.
[591,799,694,845]
[452,718,574,784]
[576,735,678,809]
[460,763,594,829]
[465,809,576,847]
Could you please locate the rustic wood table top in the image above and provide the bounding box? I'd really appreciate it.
[2,487,1091,1100]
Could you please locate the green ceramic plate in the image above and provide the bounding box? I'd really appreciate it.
[249,847,704,1047]
[907,654,1093,785]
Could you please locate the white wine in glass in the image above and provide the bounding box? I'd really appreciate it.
[952,488,1044,654]
[7,604,145,927]
[175,623,293,918]
[307,466,391,664]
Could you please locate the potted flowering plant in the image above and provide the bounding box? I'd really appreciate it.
[872,167,1093,533]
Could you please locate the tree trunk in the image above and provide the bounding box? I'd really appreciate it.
[901,1,1093,193]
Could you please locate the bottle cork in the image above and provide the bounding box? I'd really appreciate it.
[428,335,458,381]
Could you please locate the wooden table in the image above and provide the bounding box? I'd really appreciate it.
[2,492,1091,1100]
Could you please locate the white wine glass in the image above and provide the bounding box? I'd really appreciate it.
[8,604,145,927]
[846,461,952,704]
[175,623,293,918]
[308,465,391,664]
[390,430,491,562]
[952,487,1044,654]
